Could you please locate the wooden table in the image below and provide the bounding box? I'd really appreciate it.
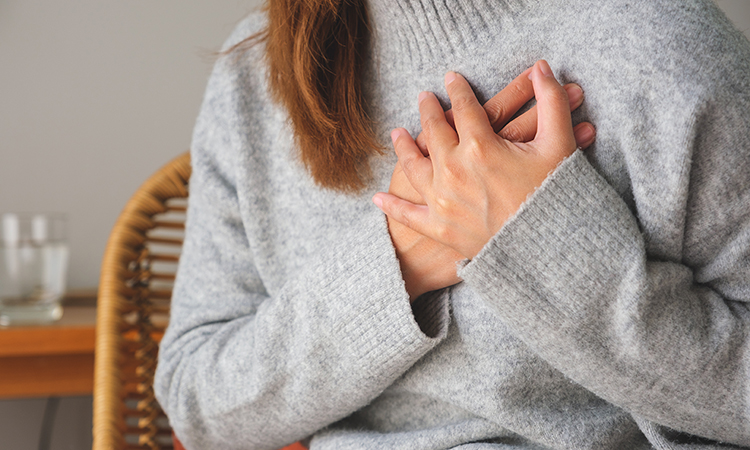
[0,292,97,399]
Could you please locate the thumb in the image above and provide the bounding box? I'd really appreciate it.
[372,192,430,236]
[530,60,576,156]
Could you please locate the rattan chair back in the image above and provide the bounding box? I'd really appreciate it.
[94,152,190,450]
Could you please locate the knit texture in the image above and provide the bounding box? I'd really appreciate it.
[154,0,750,448]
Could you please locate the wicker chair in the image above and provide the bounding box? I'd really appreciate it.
[94,152,190,450]
[93,152,305,450]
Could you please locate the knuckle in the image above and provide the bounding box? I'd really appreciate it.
[422,115,443,135]
[400,156,415,174]
[393,202,411,228]
[546,86,569,106]
[468,148,489,167]
[486,82,527,128]
[505,82,527,107]
[465,135,482,148]
[435,223,454,243]
[434,195,452,215]
[442,160,466,184]
[500,124,523,142]
[451,93,475,113]
[465,136,490,162]
[508,80,527,98]
[484,101,506,129]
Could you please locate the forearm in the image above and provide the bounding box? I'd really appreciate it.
[155,133,450,449]
[156,211,449,450]
[459,151,750,445]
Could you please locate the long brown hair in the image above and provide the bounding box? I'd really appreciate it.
[234,0,380,192]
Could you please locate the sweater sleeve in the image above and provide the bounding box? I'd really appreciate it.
[153,20,449,450]
[459,87,750,445]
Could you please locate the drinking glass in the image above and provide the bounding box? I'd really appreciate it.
[0,213,69,326]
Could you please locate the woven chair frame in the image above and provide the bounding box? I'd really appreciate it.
[94,152,190,450]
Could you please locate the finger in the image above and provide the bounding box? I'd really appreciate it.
[499,83,584,142]
[443,109,456,129]
[416,106,454,156]
[390,162,425,204]
[392,128,433,194]
[444,72,493,139]
[445,75,580,136]
[499,107,535,142]
[573,122,596,149]
[418,91,458,153]
[372,192,431,237]
[566,83,585,112]
[415,132,429,156]
[530,60,576,154]
[483,67,533,133]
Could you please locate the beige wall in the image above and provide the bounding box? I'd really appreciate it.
[716,0,750,34]
[0,0,262,289]
[0,2,261,449]
[0,1,748,449]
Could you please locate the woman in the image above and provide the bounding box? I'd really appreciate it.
[154,0,750,448]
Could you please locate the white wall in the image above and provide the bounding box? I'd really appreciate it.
[0,1,748,449]
[0,2,261,449]
[0,0,262,289]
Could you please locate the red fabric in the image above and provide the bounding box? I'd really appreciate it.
[172,433,307,450]
[173,433,186,450]
[281,444,308,450]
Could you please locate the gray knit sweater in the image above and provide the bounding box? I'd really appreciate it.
[154,0,750,448]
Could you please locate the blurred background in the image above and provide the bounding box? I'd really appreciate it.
[0,0,748,448]
[0,1,260,448]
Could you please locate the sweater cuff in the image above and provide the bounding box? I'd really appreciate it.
[310,205,450,382]
[458,150,642,326]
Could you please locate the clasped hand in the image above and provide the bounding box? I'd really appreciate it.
[374,61,593,295]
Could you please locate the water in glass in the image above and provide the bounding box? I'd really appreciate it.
[0,214,69,326]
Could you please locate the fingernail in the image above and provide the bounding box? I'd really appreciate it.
[372,195,383,208]
[539,60,553,77]
[574,124,595,145]
[418,91,430,104]
[391,128,407,142]
[566,84,583,105]
[445,71,457,85]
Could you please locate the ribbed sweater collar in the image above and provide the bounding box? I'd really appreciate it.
[367,0,531,70]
